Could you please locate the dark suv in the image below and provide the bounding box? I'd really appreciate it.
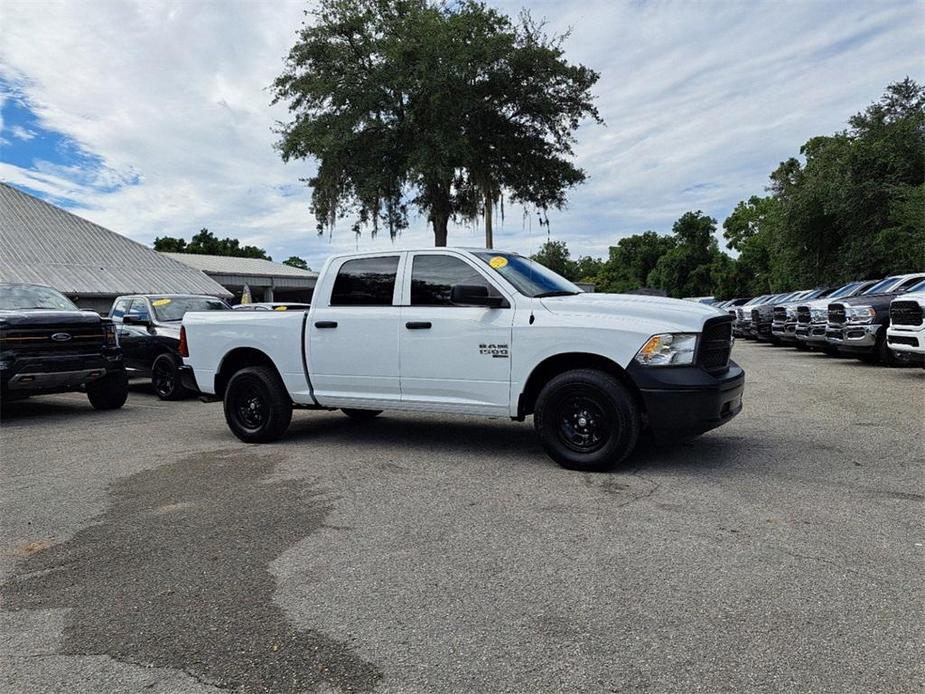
[0,283,127,409]
[109,294,229,400]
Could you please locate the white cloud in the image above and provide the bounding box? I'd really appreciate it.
[8,124,34,140]
[0,0,922,269]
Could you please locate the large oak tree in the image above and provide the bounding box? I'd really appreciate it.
[272,0,601,247]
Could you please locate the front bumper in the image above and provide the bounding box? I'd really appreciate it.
[1,349,124,397]
[772,321,799,342]
[796,323,828,343]
[825,323,880,352]
[628,361,745,441]
[886,324,925,355]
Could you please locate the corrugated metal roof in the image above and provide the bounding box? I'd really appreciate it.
[160,252,318,279]
[0,183,231,297]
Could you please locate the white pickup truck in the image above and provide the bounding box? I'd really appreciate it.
[180,248,744,472]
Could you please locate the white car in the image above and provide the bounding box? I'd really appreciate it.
[180,248,743,472]
[887,282,925,357]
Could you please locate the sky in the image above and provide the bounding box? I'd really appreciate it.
[0,0,922,271]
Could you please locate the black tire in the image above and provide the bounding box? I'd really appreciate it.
[342,408,383,420]
[223,366,292,443]
[822,344,839,356]
[534,369,640,472]
[795,341,809,351]
[151,353,188,401]
[86,371,129,410]
[875,332,898,366]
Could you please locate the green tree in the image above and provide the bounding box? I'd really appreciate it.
[282,256,310,270]
[272,0,601,247]
[530,240,576,279]
[154,229,271,260]
[648,212,722,297]
[592,231,677,293]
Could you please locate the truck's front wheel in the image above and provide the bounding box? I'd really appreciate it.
[224,366,292,443]
[534,369,640,472]
[86,371,129,410]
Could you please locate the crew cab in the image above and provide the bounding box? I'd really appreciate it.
[825,273,925,364]
[794,279,880,351]
[182,249,744,472]
[0,283,127,409]
[108,294,229,399]
[886,280,925,359]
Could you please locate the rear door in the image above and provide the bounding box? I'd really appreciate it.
[398,251,514,414]
[308,255,403,407]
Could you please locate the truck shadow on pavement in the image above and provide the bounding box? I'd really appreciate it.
[0,451,381,693]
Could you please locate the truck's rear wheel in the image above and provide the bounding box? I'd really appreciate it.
[342,408,382,420]
[224,366,292,443]
[534,369,640,472]
[152,353,188,400]
[86,371,129,410]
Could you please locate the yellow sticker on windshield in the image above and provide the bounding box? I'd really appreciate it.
[151,298,172,307]
[274,306,288,311]
[489,256,508,269]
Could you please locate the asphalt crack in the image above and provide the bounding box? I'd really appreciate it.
[1,450,381,693]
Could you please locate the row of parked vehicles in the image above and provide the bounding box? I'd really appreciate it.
[713,272,925,365]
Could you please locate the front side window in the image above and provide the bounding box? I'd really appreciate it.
[151,297,229,321]
[330,256,400,306]
[126,298,150,321]
[410,255,502,306]
[0,284,77,311]
[110,298,132,319]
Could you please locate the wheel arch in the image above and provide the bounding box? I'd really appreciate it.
[518,352,645,418]
[214,347,281,399]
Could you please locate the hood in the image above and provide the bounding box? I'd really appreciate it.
[539,293,723,332]
[831,292,898,308]
[0,309,102,330]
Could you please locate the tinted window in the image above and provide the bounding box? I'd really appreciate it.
[0,284,77,311]
[126,298,150,321]
[330,256,399,306]
[110,298,132,319]
[411,255,502,306]
[863,276,902,295]
[895,276,925,294]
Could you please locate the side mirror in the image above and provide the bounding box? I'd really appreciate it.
[450,284,505,308]
[122,314,150,327]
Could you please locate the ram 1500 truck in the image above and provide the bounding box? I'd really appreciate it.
[182,249,744,472]
[1,283,127,408]
[886,282,925,359]
[826,273,925,364]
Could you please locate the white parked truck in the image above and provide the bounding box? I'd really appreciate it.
[180,249,744,472]
[886,285,925,358]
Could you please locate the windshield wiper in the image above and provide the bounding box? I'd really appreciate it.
[533,291,581,298]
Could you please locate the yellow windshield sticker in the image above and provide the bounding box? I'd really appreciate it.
[489,256,508,269]
[274,306,288,311]
[151,298,172,307]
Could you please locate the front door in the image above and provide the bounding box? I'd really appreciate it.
[118,297,156,373]
[399,252,514,414]
[308,255,402,407]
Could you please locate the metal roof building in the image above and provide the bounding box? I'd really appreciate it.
[0,183,231,312]
[161,253,318,303]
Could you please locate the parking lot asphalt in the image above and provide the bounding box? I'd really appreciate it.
[1,341,923,694]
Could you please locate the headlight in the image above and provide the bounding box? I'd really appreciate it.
[810,307,827,323]
[634,333,697,366]
[846,306,875,324]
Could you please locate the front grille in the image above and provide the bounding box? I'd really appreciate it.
[0,325,105,353]
[797,306,811,324]
[828,303,846,325]
[773,306,787,322]
[698,317,733,372]
[890,300,923,326]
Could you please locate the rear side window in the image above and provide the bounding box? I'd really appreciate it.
[330,256,400,306]
[410,255,501,306]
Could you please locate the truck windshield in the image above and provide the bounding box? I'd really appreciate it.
[0,284,77,311]
[152,297,229,321]
[862,276,903,295]
[826,281,863,299]
[473,252,582,298]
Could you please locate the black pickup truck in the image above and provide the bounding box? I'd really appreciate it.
[0,283,128,409]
